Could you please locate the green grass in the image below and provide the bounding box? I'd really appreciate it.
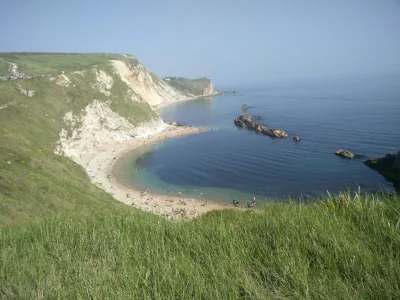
[164,77,212,96]
[0,59,10,76]
[1,192,399,299]
[0,52,139,76]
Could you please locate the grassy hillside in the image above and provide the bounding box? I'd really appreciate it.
[0,59,9,75]
[0,53,155,225]
[164,77,212,96]
[1,192,399,299]
[0,52,139,76]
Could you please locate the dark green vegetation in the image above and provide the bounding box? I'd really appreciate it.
[1,53,399,299]
[1,193,399,299]
[164,76,212,96]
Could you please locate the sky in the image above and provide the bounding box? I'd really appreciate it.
[1,0,400,85]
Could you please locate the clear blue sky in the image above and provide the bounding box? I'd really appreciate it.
[1,0,400,85]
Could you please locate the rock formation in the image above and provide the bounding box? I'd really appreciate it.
[241,104,248,110]
[335,149,356,159]
[234,114,288,138]
[293,136,301,142]
[364,152,400,191]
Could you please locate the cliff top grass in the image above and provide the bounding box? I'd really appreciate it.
[0,52,139,76]
[164,76,212,96]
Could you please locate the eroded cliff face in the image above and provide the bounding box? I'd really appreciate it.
[55,100,166,167]
[203,81,214,96]
[50,55,214,166]
[111,60,187,106]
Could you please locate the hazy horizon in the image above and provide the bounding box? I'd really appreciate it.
[1,0,400,85]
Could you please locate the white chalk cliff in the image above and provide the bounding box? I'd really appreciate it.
[54,55,214,165]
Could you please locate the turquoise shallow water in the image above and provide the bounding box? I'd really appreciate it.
[115,77,400,203]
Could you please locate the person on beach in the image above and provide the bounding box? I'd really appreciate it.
[248,197,256,208]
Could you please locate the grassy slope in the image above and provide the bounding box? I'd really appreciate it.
[165,77,211,96]
[0,60,9,75]
[1,193,399,299]
[0,54,155,225]
[0,53,399,298]
[0,53,139,76]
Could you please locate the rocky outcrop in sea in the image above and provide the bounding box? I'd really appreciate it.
[364,152,400,192]
[335,149,356,159]
[234,114,288,138]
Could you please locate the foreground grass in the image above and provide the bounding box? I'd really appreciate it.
[1,192,399,299]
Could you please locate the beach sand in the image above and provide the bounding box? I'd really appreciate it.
[85,125,234,220]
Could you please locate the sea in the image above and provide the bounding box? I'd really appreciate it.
[114,75,400,203]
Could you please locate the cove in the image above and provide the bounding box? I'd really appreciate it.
[116,77,400,203]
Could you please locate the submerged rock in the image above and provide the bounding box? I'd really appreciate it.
[253,115,262,120]
[293,136,301,142]
[335,149,356,159]
[241,104,248,110]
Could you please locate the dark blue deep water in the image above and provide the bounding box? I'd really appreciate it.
[116,77,400,203]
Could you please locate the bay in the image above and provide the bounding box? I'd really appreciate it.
[116,76,400,203]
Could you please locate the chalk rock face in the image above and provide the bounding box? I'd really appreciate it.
[203,81,214,96]
[55,100,166,166]
[111,60,186,106]
[335,149,356,159]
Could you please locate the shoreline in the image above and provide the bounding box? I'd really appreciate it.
[85,125,234,220]
[152,93,219,112]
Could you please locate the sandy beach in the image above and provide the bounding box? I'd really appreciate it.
[85,125,233,219]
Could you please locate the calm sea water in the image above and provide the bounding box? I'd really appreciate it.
[115,76,400,203]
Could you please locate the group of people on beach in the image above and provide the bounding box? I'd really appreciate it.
[232,197,256,208]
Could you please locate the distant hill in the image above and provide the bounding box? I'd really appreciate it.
[163,76,214,97]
